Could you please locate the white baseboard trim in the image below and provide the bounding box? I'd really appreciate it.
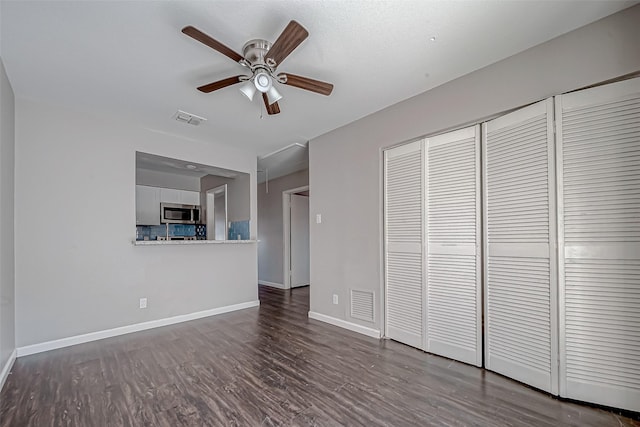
[17,300,260,357]
[308,311,381,339]
[258,280,286,289]
[0,349,17,392]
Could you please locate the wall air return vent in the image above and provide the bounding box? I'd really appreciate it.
[350,289,375,322]
[173,109,207,126]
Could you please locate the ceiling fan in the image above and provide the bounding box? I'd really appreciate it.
[182,21,333,115]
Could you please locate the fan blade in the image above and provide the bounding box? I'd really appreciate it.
[262,93,281,115]
[182,26,244,63]
[264,21,309,67]
[280,73,333,96]
[197,76,244,93]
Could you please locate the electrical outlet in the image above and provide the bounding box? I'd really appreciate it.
[139,298,147,309]
[332,294,338,305]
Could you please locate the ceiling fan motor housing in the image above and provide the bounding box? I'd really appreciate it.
[242,39,272,66]
[242,39,276,92]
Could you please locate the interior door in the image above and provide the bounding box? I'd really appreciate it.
[425,125,482,367]
[290,194,310,288]
[483,98,558,394]
[556,77,640,412]
[384,140,424,348]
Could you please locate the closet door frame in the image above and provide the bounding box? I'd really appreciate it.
[481,98,559,394]
[555,93,567,399]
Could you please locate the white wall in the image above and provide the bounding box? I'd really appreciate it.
[14,98,258,347]
[257,169,308,286]
[0,56,16,381]
[308,6,640,328]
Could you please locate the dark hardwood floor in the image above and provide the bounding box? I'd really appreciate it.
[1,285,638,426]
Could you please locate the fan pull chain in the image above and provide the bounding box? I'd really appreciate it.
[259,97,264,119]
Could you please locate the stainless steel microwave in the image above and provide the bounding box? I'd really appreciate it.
[160,203,200,224]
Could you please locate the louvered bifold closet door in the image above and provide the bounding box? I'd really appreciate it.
[425,126,482,366]
[483,98,558,394]
[556,77,640,412]
[384,140,424,348]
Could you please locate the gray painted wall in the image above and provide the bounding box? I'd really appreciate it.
[201,173,250,224]
[136,168,201,192]
[308,6,640,329]
[0,57,15,375]
[257,169,308,285]
[14,97,258,347]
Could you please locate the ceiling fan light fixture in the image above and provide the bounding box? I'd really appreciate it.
[266,85,283,105]
[239,80,256,101]
[254,71,272,93]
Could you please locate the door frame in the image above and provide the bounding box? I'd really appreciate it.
[206,184,227,240]
[283,185,310,289]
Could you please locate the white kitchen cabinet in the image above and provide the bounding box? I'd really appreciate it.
[159,188,200,205]
[180,190,200,205]
[159,188,182,204]
[136,185,160,225]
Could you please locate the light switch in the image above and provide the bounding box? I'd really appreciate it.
[316,214,322,224]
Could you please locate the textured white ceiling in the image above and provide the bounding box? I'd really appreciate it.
[258,143,308,183]
[1,0,635,162]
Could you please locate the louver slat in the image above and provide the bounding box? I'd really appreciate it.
[384,141,423,348]
[483,99,557,394]
[426,126,481,367]
[557,78,640,412]
[487,257,551,370]
[350,289,374,322]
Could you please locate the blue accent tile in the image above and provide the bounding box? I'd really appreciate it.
[169,224,195,237]
[151,225,167,239]
[136,224,197,240]
[228,220,250,240]
[136,225,150,240]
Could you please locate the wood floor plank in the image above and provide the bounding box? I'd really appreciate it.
[1,285,639,426]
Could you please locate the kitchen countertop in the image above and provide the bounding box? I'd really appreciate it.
[133,239,258,246]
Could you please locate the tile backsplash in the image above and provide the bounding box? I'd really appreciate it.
[228,220,250,240]
[136,222,249,241]
[136,224,202,240]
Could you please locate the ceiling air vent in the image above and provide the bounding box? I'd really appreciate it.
[173,109,207,126]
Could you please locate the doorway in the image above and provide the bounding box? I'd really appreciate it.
[206,184,227,240]
[283,185,310,288]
